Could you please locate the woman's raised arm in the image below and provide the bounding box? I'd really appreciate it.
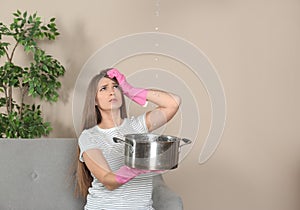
[145,89,181,132]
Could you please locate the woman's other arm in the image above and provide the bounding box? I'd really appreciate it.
[82,149,121,190]
[82,149,150,191]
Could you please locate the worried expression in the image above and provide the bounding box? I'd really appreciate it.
[95,77,123,111]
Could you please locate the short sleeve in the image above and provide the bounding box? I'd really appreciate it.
[130,113,148,133]
[78,129,100,162]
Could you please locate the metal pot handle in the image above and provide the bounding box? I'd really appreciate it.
[180,138,192,147]
[113,137,134,153]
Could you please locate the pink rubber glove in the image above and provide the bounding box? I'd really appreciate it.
[107,68,148,106]
[114,166,150,184]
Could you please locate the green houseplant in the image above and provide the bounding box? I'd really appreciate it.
[0,10,65,138]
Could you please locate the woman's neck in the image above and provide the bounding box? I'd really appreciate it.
[98,110,123,129]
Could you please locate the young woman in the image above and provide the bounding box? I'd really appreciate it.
[76,68,181,209]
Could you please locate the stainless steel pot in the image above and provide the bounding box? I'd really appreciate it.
[113,133,192,170]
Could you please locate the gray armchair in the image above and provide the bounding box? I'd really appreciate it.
[0,139,183,210]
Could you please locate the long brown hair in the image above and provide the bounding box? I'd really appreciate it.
[75,68,127,198]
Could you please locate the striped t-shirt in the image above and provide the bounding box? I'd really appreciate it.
[78,114,155,210]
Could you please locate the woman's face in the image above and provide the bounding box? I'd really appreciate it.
[96,77,123,112]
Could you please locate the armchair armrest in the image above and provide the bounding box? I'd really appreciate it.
[152,174,183,210]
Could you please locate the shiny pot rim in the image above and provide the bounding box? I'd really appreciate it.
[113,133,192,147]
[124,133,184,143]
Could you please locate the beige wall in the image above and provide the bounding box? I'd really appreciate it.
[2,0,300,209]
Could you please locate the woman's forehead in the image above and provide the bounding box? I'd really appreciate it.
[98,77,116,86]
